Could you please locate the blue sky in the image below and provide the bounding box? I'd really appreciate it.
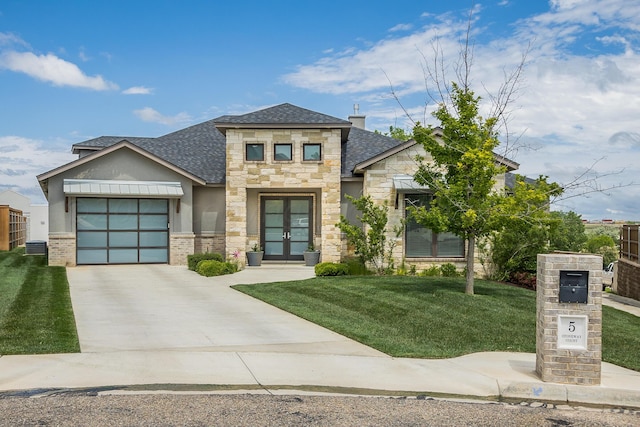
[1,0,639,221]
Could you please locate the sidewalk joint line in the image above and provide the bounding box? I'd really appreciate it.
[235,353,273,396]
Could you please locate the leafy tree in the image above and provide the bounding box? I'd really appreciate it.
[488,209,585,281]
[489,220,548,280]
[377,126,413,141]
[585,225,620,245]
[549,211,587,252]
[585,234,617,267]
[336,195,402,275]
[410,85,563,294]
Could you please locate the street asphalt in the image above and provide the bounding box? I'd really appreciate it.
[1,264,639,409]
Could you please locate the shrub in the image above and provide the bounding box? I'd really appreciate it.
[188,252,224,271]
[585,234,618,268]
[509,271,537,290]
[195,260,237,277]
[420,265,441,277]
[342,257,371,275]
[440,263,459,277]
[315,262,349,276]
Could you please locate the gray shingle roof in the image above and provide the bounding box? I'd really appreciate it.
[214,103,352,126]
[73,136,154,149]
[342,127,403,176]
[70,104,403,184]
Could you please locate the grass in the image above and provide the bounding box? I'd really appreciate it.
[0,247,80,355]
[234,275,640,371]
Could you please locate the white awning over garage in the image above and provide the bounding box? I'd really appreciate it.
[63,179,184,197]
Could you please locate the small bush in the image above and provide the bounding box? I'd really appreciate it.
[195,260,238,277]
[342,257,371,275]
[420,266,441,277]
[440,263,459,277]
[315,262,349,276]
[188,252,224,271]
[509,271,537,290]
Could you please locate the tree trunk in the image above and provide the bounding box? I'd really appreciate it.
[466,235,475,295]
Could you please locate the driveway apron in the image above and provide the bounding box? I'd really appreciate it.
[67,265,384,357]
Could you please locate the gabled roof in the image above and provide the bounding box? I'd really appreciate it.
[352,132,519,174]
[214,103,353,142]
[56,103,518,187]
[37,141,206,197]
[342,127,404,176]
[72,136,155,152]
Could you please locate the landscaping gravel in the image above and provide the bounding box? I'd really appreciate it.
[0,393,638,426]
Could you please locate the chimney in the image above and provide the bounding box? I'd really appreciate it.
[348,104,366,129]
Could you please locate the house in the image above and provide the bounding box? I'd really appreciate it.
[0,190,48,242]
[37,103,518,270]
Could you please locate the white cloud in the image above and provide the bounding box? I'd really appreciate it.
[122,86,153,95]
[133,107,191,126]
[0,32,29,48]
[0,136,76,203]
[282,0,640,220]
[389,23,413,32]
[0,51,118,90]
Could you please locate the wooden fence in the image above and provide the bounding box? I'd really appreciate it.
[620,225,639,262]
[617,225,640,301]
[0,205,27,251]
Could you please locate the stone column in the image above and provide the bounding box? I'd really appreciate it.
[536,253,603,385]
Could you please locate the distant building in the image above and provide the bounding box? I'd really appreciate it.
[0,190,48,242]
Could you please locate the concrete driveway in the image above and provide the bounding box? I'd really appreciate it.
[67,264,384,357]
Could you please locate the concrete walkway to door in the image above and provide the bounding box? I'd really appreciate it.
[67,264,385,356]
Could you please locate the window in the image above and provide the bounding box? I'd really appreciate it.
[246,143,264,161]
[404,194,464,258]
[274,143,292,161]
[303,144,321,161]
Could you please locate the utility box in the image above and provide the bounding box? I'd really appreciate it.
[559,270,589,303]
[25,240,47,255]
[536,254,602,386]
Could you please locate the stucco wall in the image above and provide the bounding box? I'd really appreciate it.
[193,186,225,234]
[47,148,194,234]
[45,147,197,266]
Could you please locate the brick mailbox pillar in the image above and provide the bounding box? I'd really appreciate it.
[536,253,603,385]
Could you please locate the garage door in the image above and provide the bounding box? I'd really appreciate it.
[76,198,169,264]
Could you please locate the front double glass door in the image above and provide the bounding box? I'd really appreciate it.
[261,197,312,261]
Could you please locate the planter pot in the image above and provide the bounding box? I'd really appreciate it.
[303,250,321,266]
[246,251,264,266]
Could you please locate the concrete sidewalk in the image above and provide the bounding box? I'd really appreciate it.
[1,265,640,408]
[2,350,640,407]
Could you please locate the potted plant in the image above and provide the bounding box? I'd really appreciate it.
[303,243,320,266]
[246,243,263,267]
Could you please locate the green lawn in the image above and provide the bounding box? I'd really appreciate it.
[0,248,80,355]
[234,275,640,372]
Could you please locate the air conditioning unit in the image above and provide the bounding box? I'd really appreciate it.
[25,240,47,255]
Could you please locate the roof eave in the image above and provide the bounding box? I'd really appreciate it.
[38,140,207,188]
[71,145,105,154]
[353,139,417,174]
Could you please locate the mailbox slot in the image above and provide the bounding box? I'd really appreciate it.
[559,270,589,303]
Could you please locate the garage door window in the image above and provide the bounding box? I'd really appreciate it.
[77,198,169,264]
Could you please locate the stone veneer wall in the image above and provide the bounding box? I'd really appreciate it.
[616,258,640,300]
[169,233,195,266]
[361,143,492,275]
[225,129,342,267]
[536,253,602,385]
[48,233,76,266]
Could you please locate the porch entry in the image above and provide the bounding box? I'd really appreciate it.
[261,196,312,261]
